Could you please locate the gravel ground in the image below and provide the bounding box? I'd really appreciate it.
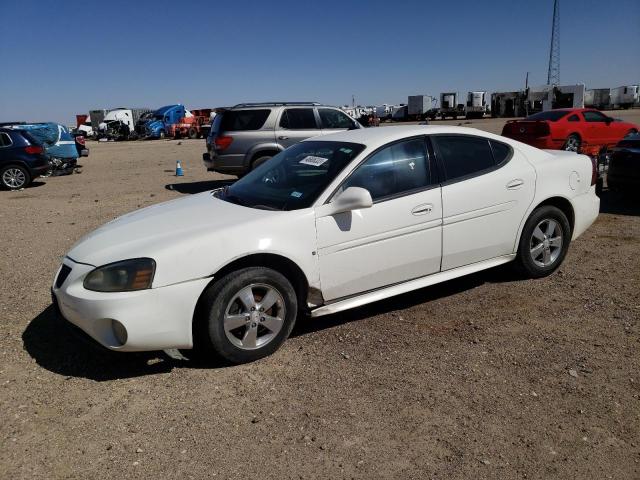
[1,112,639,479]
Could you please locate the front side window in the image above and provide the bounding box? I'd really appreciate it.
[339,138,430,201]
[218,141,365,210]
[583,111,609,122]
[433,135,496,181]
[279,109,317,129]
[319,108,354,129]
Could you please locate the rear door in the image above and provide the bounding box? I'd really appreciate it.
[276,108,321,149]
[432,135,536,270]
[318,108,357,135]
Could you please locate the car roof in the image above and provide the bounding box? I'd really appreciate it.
[306,125,505,150]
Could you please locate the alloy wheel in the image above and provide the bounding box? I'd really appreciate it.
[529,219,563,268]
[564,136,580,152]
[2,168,26,189]
[223,283,286,350]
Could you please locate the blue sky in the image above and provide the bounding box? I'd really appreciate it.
[1,0,638,124]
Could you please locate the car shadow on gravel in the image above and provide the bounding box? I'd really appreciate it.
[165,179,234,195]
[21,305,231,381]
[292,264,520,338]
[599,190,640,216]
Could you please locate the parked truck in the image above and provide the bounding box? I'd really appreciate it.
[75,114,94,138]
[167,108,214,139]
[439,92,464,119]
[584,88,611,110]
[142,104,191,139]
[465,91,488,119]
[610,85,639,109]
[408,95,437,120]
[97,108,152,140]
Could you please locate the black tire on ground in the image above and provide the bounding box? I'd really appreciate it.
[251,155,272,170]
[188,128,198,139]
[563,133,581,152]
[194,267,298,364]
[515,205,571,279]
[0,164,31,190]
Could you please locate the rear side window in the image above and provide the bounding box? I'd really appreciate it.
[318,108,353,129]
[489,140,512,165]
[279,109,317,129]
[339,138,431,201]
[433,135,496,181]
[220,109,270,131]
[568,114,580,122]
[0,132,11,147]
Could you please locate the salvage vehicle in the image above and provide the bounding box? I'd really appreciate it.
[97,108,152,140]
[142,105,191,139]
[501,108,639,157]
[53,126,600,363]
[607,133,640,195]
[0,128,50,189]
[203,102,361,176]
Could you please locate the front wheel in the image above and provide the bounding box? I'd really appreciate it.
[515,205,571,278]
[195,267,298,364]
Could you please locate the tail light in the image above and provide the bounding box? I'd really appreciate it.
[214,135,233,151]
[590,157,598,186]
[75,135,86,145]
[24,145,43,154]
[534,122,551,136]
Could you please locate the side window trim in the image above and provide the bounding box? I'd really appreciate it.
[326,135,438,205]
[430,134,513,187]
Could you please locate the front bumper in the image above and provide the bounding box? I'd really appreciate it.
[51,257,211,352]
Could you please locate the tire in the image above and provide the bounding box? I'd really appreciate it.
[188,128,198,139]
[1,164,31,190]
[251,155,273,170]
[515,205,571,278]
[195,267,298,364]
[563,134,581,152]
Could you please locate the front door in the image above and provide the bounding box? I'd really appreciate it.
[315,137,442,301]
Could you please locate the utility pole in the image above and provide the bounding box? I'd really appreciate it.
[547,0,560,85]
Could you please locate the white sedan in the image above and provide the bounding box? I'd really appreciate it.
[52,126,600,363]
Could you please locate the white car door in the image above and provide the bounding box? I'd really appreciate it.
[431,135,536,271]
[315,137,442,301]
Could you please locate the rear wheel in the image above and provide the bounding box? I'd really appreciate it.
[1,165,31,190]
[188,128,198,139]
[515,206,571,278]
[195,267,298,364]
[563,134,581,152]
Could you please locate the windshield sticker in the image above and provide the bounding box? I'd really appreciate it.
[339,147,352,154]
[299,155,328,167]
[290,191,303,198]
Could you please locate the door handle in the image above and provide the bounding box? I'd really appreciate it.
[411,204,433,215]
[506,179,524,190]
[278,136,289,140]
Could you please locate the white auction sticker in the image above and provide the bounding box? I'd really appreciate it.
[299,155,328,167]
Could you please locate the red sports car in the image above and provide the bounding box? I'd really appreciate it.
[502,108,639,156]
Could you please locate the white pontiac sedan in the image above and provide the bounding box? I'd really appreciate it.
[52,126,600,363]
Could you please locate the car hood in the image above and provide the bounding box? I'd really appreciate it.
[66,192,284,283]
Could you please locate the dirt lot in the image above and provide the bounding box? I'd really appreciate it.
[1,112,639,479]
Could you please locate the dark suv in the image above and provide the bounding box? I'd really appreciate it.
[0,128,50,189]
[203,102,361,176]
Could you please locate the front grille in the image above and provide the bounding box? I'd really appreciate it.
[56,264,72,288]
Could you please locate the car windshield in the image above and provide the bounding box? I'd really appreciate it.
[216,141,365,211]
[525,110,569,121]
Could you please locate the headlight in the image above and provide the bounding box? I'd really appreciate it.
[83,258,156,292]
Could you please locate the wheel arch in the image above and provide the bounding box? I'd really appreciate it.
[515,196,575,251]
[192,252,311,335]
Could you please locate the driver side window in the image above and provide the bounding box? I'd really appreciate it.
[339,138,431,201]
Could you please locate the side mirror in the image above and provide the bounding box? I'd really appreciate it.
[318,187,373,217]
[605,117,613,125]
